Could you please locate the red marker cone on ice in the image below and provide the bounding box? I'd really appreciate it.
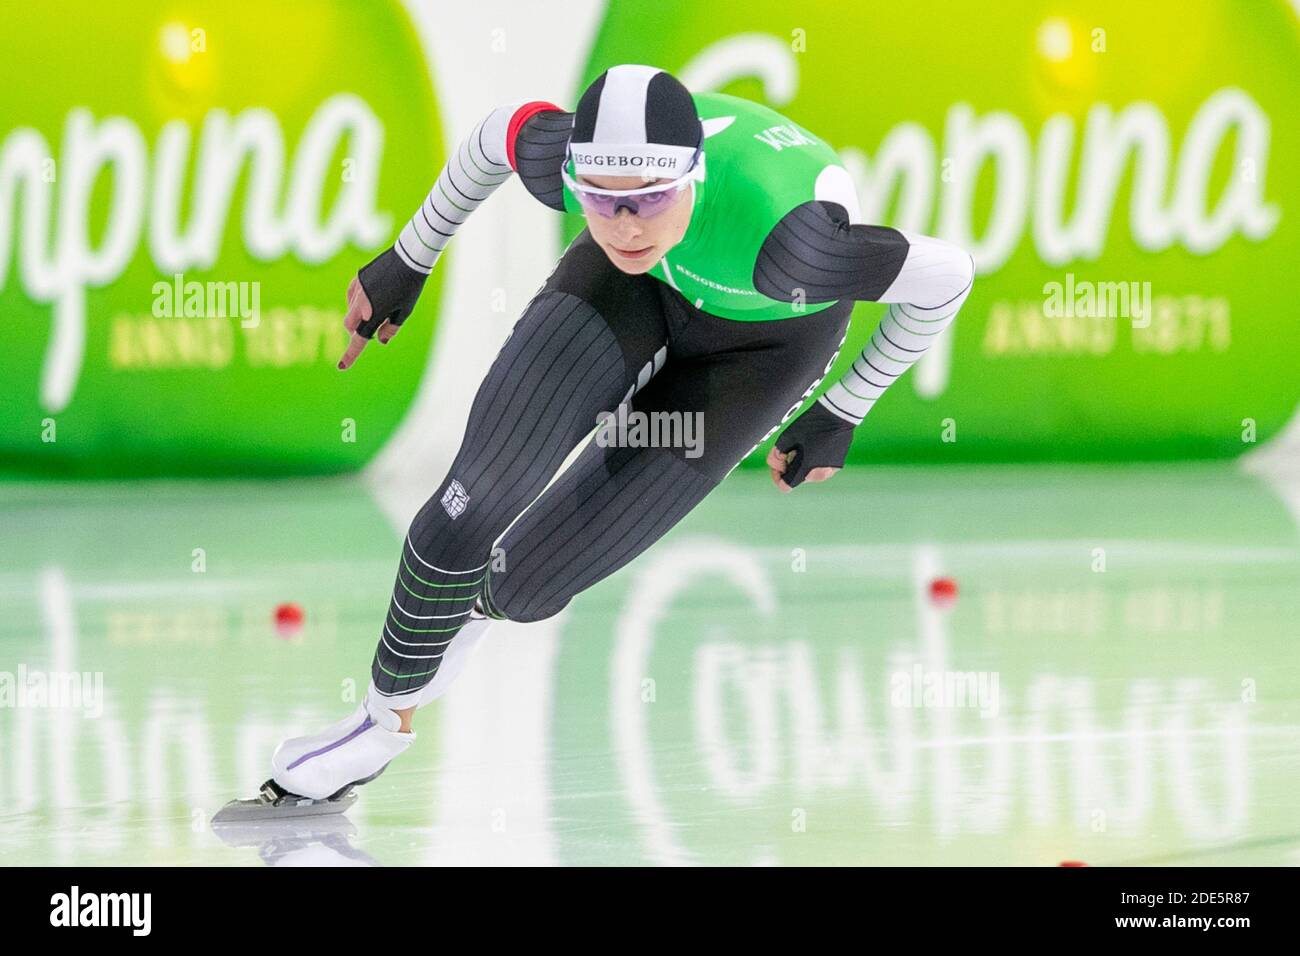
[275,602,304,637]
[929,577,958,607]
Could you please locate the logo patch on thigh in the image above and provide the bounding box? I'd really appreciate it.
[440,479,470,519]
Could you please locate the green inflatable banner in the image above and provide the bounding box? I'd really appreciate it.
[577,0,1300,464]
[0,1,443,477]
[1,0,1297,476]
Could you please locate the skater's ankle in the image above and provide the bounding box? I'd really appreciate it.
[394,706,415,733]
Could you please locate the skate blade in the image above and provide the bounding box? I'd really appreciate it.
[210,813,358,849]
[211,785,358,826]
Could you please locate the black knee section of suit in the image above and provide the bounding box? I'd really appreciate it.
[483,446,718,624]
[482,582,571,624]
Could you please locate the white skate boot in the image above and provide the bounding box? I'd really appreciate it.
[212,689,413,824]
[213,610,492,824]
[269,690,415,801]
[264,610,491,802]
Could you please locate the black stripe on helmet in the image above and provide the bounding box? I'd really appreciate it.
[571,70,607,144]
[644,71,701,150]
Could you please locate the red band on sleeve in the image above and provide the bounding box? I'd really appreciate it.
[506,101,563,171]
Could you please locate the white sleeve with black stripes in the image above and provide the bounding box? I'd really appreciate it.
[754,202,975,426]
[393,105,519,275]
[819,232,975,425]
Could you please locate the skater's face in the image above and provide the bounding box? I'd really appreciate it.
[579,175,694,275]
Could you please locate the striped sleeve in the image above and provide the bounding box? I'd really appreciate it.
[818,233,974,425]
[755,202,974,426]
[393,101,562,274]
[513,109,576,211]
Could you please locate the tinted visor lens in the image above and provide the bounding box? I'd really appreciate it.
[572,182,688,219]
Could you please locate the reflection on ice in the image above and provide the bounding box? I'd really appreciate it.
[0,463,1296,864]
[212,814,379,867]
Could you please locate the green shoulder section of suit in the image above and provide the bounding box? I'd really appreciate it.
[561,92,855,321]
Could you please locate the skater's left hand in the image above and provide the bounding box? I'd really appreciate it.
[769,402,856,492]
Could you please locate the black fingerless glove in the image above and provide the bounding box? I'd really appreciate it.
[774,401,857,488]
[355,247,430,338]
